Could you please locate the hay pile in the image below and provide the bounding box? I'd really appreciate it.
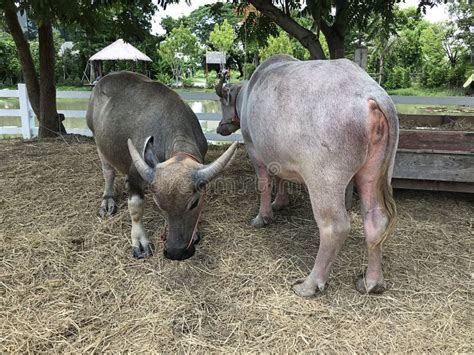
[1,137,472,352]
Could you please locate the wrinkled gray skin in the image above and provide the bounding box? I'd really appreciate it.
[87,71,237,260]
[216,55,399,297]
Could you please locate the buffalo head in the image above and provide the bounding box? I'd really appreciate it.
[128,137,238,260]
[215,74,242,136]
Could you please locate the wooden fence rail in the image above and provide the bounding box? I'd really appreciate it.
[0,84,242,141]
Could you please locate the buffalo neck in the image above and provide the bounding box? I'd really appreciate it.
[236,83,246,126]
[166,135,203,163]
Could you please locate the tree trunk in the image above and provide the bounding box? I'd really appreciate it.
[228,54,244,78]
[38,23,63,137]
[326,32,345,59]
[248,0,326,60]
[235,59,244,78]
[318,1,348,59]
[3,0,40,116]
[320,22,345,59]
[378,53,384,84]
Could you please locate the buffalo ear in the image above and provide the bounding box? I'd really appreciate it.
[215,72,226,97]
[128,138,155,184]
[143,136,158,167]
[223,86,231,105]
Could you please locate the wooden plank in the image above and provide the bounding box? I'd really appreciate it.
[59,110,88,117]
[18,84,31,139]
[196,112,221,121]
[393,151,474,182]
[391,95,474,106]
[0,126,22,135]
[56,91,92,99]
[0,89,19,98]
[0,109,21,117]
[392,179,474,193]
[205,132,242,142]
[67,128,93,136]
[398,114,474,126]
[398,130,474,153]
[179,92,218,101]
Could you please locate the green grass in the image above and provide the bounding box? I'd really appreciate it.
[0,97,19,109]
[387,86,466,96]
[56,85,93,91]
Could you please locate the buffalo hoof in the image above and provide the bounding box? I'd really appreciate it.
[292,278,326,298]
[271,197,289,211]
[98,197,117,218]
[355,274,386,294]
[271,201,285,211]
[251,214,273,228]
[132,243,155,259]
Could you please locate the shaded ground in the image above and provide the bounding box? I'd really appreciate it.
[0,137,472,352]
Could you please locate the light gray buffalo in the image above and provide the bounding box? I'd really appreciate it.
[87,71,237,260]
[216,55,398,296]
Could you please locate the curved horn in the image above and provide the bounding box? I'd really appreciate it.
[215,71,227,97]
[127,138,155,183]
[193,142,238,187]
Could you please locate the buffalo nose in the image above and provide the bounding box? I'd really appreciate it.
[163,246,195,261]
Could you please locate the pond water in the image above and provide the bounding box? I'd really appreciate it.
[1,96,472,134]
[0,98,221,131]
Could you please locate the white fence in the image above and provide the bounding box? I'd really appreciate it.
[1,84,473,141]
[0,84,242,142]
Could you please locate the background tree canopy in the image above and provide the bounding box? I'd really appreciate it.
[0,0,472,108]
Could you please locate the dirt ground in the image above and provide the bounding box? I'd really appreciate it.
[1,137,472,352]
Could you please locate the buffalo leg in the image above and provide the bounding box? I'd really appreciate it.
[293,186,350,297]
[249,156,273,228]
[354,175,389,294]
[272,176,289,211]
[128,194,153,259]
[98,150,117,217]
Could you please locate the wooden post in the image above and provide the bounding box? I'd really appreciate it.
[18,83,32,139]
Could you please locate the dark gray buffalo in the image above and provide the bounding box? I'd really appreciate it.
[216,55,398,296]
[87,71,237,260]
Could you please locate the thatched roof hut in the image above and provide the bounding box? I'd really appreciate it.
[89,39,152,62]
[83,39,152,84]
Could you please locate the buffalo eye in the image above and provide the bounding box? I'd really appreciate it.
[189,199,199,210]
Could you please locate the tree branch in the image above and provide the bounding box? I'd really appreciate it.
[318,0,347,58]
[248,0,326,59]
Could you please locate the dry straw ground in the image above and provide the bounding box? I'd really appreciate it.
[1,137,472,352]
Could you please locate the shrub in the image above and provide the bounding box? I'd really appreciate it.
[420,63,450,88]
[385,65,411,89]
[181,77,194,88]
[155,72,173,85]
[243,63,256,80]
